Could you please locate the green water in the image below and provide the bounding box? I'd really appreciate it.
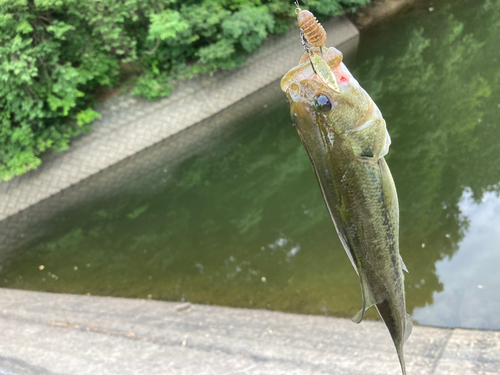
[1,0,500,329]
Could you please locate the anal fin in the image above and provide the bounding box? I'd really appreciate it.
[404,313,413,342]
[351,273,378,324]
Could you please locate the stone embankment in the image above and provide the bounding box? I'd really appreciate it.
[0,289,498,375]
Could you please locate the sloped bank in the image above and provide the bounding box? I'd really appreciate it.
[0,288,498,375]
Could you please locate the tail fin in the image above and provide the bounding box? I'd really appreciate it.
[397,345,407,375]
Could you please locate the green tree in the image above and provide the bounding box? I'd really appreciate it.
[0,0,369,182]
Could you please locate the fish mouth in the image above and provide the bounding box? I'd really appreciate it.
[279,79,314,137]
[282,72,338,213]
[288,96,307,123]
[283,77,332,148]
[280,61,312,94]
[281,57,338,161]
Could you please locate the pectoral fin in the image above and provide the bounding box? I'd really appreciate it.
[351,272,378,324]
[379,130,391,158]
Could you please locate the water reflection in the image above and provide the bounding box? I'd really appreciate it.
[413,190,500,329]
[1,0,500,329]
[353,0,500,324]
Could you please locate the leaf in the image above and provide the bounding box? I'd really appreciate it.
[16,19,33,34]
[148,10,189,41]
[47,20,76,40]
[76,108,101,126]
[197,38,235,64]
[222,6,274,53]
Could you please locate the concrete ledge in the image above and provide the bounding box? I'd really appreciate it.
[0,17,359,222]
[0,289,499,374]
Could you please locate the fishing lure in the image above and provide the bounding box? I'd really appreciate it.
[295,5,327,48]
[308,52,339,93]
[295,3,339,93]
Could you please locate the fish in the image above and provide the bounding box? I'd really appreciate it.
[281,46,412,374]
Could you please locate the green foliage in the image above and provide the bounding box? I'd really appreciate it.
[196,38,236,65]
[222,6,275,53]
[0,0,369,182]
[148,10,189,42]
[306,0,371,16]
[76,109,101,127]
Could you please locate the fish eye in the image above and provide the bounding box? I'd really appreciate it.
[314,94,332,111]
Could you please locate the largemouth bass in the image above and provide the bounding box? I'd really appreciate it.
[281,46,412,374]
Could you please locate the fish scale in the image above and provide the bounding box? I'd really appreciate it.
[281,46,412,375]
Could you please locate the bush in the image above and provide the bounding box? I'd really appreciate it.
[0,0,370,182]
